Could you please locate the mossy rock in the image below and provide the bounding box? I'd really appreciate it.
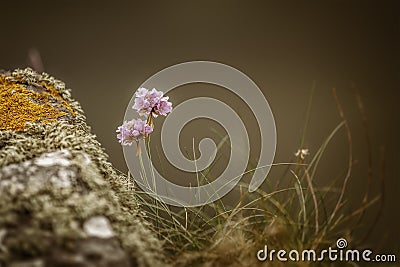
[0,68,167,267]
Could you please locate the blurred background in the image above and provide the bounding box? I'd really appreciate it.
[1,0,399,255]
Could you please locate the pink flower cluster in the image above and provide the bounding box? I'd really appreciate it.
[133,88,173,117]
[117,88,172,146]
[116,118,154,146]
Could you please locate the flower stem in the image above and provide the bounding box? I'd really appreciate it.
[147,113,154,128]
[136,141,141,156]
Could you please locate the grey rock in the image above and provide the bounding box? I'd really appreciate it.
[0,69,166,267]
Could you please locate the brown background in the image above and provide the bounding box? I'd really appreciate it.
[1,0,399,255]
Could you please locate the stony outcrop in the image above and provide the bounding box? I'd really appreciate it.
[0,68,166,267]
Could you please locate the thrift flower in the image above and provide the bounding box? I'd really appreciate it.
[132,87,173,117]
[155,95,173,116]
[295,148,309,160]
[117,87,172,155]
[116,118,153,146]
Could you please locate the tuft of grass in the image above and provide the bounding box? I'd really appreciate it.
[119,89,384,267]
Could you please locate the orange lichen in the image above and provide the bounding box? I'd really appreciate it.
[0,75,75,131]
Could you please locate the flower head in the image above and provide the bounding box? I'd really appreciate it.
[117,87,172,151]
[132,87,173,117]
[116,118,153,146]
[295,148,309,160]
[155,96,173,116]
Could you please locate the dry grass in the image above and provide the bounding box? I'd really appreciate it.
[121,89,384,266]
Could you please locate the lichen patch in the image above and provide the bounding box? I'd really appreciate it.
[0,229,6,253]
[0,75,75,131]
[83,216,115,239]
